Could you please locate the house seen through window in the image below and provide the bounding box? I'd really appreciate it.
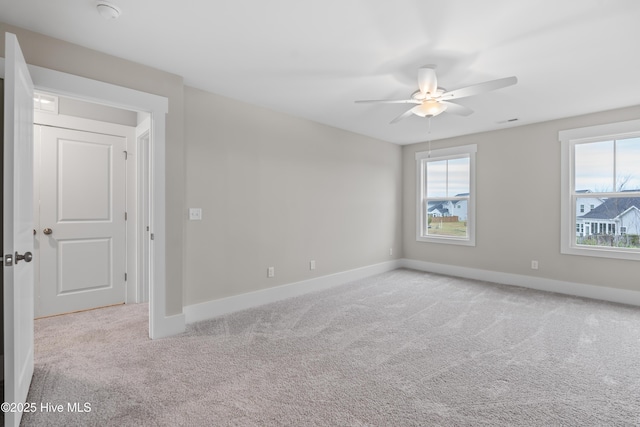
[415,144,476,246]
[560,120,640,260]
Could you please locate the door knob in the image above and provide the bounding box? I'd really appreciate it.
[15,251,33,264]
[43,228,53,235]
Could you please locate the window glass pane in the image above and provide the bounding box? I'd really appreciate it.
[427,202,468,237]
[447,157,470,196]
[426,160,447,198]
[575,196,640,249]
[417,145,475,245]
[616,137,640,191]
[575,141,613,192]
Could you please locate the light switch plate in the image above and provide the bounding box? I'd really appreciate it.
[189,208,202,220]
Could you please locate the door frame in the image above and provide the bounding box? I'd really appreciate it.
[0,58,185,338]
[136,117,151,304]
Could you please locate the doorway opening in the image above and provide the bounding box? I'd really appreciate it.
[21,59,184,339]
[33,93,150,318]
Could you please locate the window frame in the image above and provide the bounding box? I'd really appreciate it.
[559,119,640,260]
[415,144,477,246]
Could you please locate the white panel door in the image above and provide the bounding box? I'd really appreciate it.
[36,126,127,317]
[3,32,35,427]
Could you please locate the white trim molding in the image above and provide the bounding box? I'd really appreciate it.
[400,258,640,307]
[185,260,402,324]
[151,312,186,339]
[559,119,640,261]
[415,144,477,247]
[0,56,183,339]
[559,119,640,143]
[185,257,640,326]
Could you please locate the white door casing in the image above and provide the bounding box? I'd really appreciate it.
[136,116,151,303]
[0,40,183,339]
[35,125,127,317]
[3,32,35,427]
[25,66,181,338]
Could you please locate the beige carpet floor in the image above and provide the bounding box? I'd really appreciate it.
[22,269,640,426]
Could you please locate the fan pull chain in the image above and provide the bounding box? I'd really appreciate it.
[427,116,432,158]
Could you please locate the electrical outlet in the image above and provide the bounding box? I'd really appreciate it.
[267,267,275,278]
[531,260,539,270]
[389,248,393,256]
[310,260,316,270]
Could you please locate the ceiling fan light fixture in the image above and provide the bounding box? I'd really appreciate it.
[355,65,516,123]
[96,1,122,20]
[416,101,447,117]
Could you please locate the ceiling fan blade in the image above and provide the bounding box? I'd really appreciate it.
[441,76,517,100]
[418,66,438,95]
[390,106,418,124]
[440,101,474,116]
[355,99,420,104]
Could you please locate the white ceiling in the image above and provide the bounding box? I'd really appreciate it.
[2,0,640,144]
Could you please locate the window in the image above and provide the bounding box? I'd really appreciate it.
[580,204,585,213]
[415,144,476,245]
[560,120,640,260]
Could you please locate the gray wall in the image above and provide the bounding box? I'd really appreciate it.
[402,105,640,292]
[184,87,402,305]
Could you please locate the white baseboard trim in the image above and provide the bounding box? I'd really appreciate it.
[185,260,402,324]
[150,312,186,339]
[400,258,640,307]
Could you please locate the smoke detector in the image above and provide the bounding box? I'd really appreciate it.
[96,1,122,20]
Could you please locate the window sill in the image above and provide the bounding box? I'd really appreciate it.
[561,244,640,261]
[416,235,475,246]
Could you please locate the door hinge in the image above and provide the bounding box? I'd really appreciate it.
[150,233,155,240]
[124,150,128,160]
[125,212,128,221]
[125,273,128,281]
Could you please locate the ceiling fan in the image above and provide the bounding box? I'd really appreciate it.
[355,65,517,124]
